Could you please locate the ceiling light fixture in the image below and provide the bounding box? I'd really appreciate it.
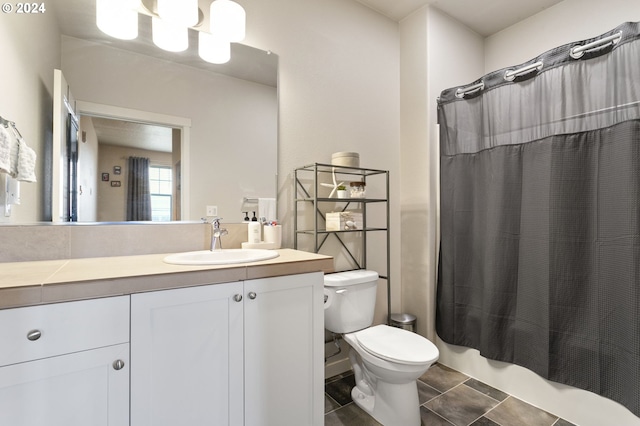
[157,0,199,27]
[209,0,246,43]
[198,32,231,64]
[96,0,139,40]
[96,0,246,63]
[152,16,189,52]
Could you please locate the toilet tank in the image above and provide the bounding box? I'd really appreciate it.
[324,270,379,333]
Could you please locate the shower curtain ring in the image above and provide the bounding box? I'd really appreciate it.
[504,61,543,82]
[570,31,622,59]
[455,81,484,99]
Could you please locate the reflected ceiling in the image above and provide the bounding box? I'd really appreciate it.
[90,117,173,152]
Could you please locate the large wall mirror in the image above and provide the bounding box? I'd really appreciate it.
[27,0,277,224]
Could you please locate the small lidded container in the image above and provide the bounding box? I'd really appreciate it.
[349,181,366,198]
[331,152,360,168]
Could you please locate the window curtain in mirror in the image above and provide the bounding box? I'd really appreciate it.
[436,22,640,416]
[126,156,151,221]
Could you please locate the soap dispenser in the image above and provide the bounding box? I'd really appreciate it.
[251,211,258,221]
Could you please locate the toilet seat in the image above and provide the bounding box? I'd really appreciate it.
[354,325,438,365]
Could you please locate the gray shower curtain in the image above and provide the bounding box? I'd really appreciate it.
[126,156,152,221]
[437,22,640,416]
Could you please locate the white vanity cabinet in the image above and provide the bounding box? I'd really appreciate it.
[131,271,324,426]
[0,296,130,426]
[244,272,324,426]
[131,280,245,426]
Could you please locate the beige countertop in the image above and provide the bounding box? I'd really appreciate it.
[0,249,333,309]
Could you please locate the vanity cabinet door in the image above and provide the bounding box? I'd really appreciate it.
[0,296,130,426]
[131,281,244,426]
[0,343,130,426]
[244,272,324,426]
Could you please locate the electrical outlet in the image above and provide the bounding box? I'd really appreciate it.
[206,205,218,216]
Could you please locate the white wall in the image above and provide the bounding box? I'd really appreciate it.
[485,0,640,72]
[77,115,98,221]
[424,1,640,425]
[61,35,277,223]
[400,7,484,340]
[0,10,61,222]
[242,0,403,317]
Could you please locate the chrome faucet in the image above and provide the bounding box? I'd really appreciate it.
[210,218,228,251]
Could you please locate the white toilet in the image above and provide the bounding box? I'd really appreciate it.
[324,270,439,426]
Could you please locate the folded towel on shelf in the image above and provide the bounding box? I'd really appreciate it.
[0,126,11,175]
[258,197,276,222]
[16,139,37,182]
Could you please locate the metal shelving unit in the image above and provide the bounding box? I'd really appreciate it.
[294,163,391,322]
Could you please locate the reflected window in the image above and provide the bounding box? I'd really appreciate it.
[150,165,172,221]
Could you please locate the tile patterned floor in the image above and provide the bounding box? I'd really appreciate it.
[325,363,577,426]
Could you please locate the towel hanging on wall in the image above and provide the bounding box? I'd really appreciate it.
[0,125,11,175]
[16,139,37,182]
[258,197,276,222]
[0,116,37,182]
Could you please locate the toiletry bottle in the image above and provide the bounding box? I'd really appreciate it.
[248,221,261,244]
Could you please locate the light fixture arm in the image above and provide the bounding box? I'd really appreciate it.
[139,0,205,29]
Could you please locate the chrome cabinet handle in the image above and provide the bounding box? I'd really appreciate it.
[26,330,42,341]
[112,359,125,371]
[233,294,243,302]
[248,292,257,300]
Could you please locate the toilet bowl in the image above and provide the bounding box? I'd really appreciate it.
[344,324,438,425]
[324,271,439,426]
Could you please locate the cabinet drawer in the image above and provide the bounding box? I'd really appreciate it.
[0,296,130,367]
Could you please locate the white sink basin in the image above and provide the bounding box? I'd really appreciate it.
[164,249,279,265]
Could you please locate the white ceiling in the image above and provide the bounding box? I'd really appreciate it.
[355,0,565,36]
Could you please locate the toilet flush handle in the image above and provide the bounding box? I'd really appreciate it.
[324,288,348,311]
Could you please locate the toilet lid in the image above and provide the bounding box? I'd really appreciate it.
[355,325,438,365]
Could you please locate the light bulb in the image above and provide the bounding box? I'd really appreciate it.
[198,32,230,64]
[157,0,199,27]
[96,0,138,40]
[152,17,188,52]
[209,0,246,43]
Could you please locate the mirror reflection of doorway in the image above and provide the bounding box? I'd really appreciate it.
[76,115,181,222]
[65,113,79,222]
